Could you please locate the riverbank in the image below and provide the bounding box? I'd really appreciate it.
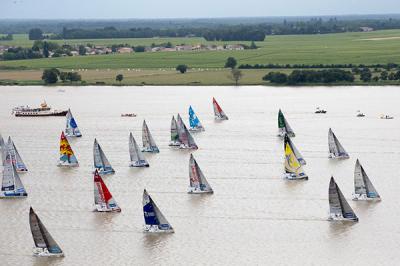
[1,68,400,86]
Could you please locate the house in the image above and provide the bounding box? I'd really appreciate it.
[117,47,133,54]
[175,45,193,51]
[225,44,245,51]
[70,51,79,56]
[360,27,374,32]
[216,45,225,51]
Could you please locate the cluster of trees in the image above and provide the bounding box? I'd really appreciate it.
[263,69,355,84]
[0,34,12,40]
[1,47,43,60]
[42,68,82,84]
[354,67,400,82]
[202,27,265,41]
[239,63,400,70]
[28,28,44,40]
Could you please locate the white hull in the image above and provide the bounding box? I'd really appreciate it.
[57,161,79,167]
[187,187,213,194]
[93,168,115,175]
[168,141,181,147]
[129,161,149,167]
[65,133,82,138]
[0,192,28,198]
[328,154,349,159]
[179,144,198,150]
[94,205,121,212]
[214,116,228,121]
[283,173,308,180]
[277,132,295,138]
[143,225,174,233]
[33,248,64,257]
[328,214,359,222]
[352,194,381,201]
[189,127,205,132]
[16,168,28,173]
[142,147,159,153]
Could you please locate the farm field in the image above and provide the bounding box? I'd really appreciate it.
[1,30,400,70]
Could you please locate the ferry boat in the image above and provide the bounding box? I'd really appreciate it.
[13,102,68,117]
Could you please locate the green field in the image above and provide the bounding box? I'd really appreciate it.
[1,30,400,70]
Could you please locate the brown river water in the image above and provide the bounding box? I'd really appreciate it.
[0,85,399,265]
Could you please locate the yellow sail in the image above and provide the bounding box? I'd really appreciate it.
[285,142,301,174]
[60,132,74,156]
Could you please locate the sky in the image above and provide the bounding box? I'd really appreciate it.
[1,0,399,19]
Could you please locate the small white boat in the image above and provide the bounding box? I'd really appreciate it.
[356,110,365,117]
[121,113,137,117]
[283,134,308,180]
[188,154,213,194]
[142,189,174,233]
[58,132,79,167]
[30,207,64,257]
[328,176,358,222]
[315,107,327,114]
[278,109,295,137]
[353,159,381,201]
[380,114,394,119]
[328,128,349,159]
[129,133,149,167]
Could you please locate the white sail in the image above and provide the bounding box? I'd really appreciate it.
[0,133,5,165]
[142,189,174,233]
[142,120,159,153]
[1,152,27,198]
[328,128,349,159]
[286,134,306,165]
[213,97,228,120]
[65,109,82,137]
[93,139,114,175]
[354,159,380,200]
[7,137,28,172]
[188,154,213,193]
[129,133,149,167]
[29,207,64,257]
[283,135,308,180]
[177,114,198,150]
[329,177,358,222]
[278,109,295,137]
[169,116,181,146]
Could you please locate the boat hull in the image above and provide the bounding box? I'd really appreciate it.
[329,154,349,160]
[0,191,28,198]
[189,127,205,132]
[352,194,381,201]
[143,225,174,233]
[283,173,308,180]
[187,187,214,194]
[93,168,115,175]
[328,215,359,222]
[57,162,79,167]
[94,205,121,212]
[15,111,68,117]
[142,147,160,153]
[33,248,64,257]
[129,161,149,167]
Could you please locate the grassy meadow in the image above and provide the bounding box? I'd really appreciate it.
[1,30,400,85]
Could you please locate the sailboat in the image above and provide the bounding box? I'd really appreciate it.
[188,154,213,194]
[58,131,79,167]
[65,109,82,137]
[353,159,381,201]
[278,109,295,137]
[213,97,228,120]
[169,115,181,147]
[142,120,159,153]
[189,106,205,132]
[129,133,149,167]
[283,134,308,180]
[93,139,115,175]
[176,114,198,150]
[7,137,28,172]
[142,189,174,233]
[0,133,5,165]
[29,207,64,257]
[328,176,358,222]
[0,152,28,198]
[93,170,121,212]
[328,128,349,159]
[285,134,306,165]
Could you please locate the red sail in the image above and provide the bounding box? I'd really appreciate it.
[94,170,112,203]
[213,97,223,113]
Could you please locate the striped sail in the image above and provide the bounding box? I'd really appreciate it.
[189,106,205,131]
[285,134,306,165]
[284,135,307,179]
[188,154,213,193]
[129,133,149,167]
[169,116,181,146]
[354,159,380,199]
[29,207,64,256]
[278,109,295,137]
[177,114,198,150]
[142,120,159,153]
[58,132,79,166]
[65,109,82,137]
[1,152,27,197]
[213,97,228,120]
[7,137,28,172]
[143,189,174,232]
[328,128,349,158]
[329,177,358,221]
[94,170,120,212]
[93,139,114,175]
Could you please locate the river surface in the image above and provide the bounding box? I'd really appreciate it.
[0,86,399,266]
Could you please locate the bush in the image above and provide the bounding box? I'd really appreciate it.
[42,68,60,84]
[176,64,188,74]
[263,72,288,84]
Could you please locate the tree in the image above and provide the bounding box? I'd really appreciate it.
[250,41,258,49]
[263,72,288,84]
[229,69,243,85]
[360,68,372,82]
[176,64,188,74]
[59,72,68,82]
[42,68,59,84]
[394,70,400,80]
[380,71,388,81]
[43,41,50,58]
[28,28,43,40]
[116,74,124,83]
[372,76,380,82]
[388,72,396,80]
[67,72,82,82]
[78,45,86,56]
[225,57,237,69]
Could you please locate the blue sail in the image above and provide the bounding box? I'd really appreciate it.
[69,117,78,129]
[143,201,160,225]
[189,106,204,131]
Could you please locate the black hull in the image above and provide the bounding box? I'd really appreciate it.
[15,111,68,117]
